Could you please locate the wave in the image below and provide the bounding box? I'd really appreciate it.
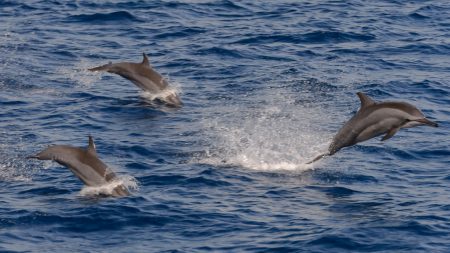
[194,46,245,59]
[154,27,207,40]
[67,11,142,24]
[409,12,430,20]
[234,31,375,45]
[140,174,231,187]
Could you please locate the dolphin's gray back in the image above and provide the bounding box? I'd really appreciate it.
[59,152,128,197]
[36,146,115,186]
[88,54,182,107]
[67,151,113,186]
[96,62,168,93]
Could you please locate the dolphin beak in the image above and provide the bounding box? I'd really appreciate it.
[416,118,438,127]
[88,64,109,72]
[27,155,39,159]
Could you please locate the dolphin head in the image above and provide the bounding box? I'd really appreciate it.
[89,53,150,74]
[396,102,438,128]
[28,146,56,160]
[403,117,438,128]
[27,145,75,160]
[88,61,126,74]
[28,136,97,161]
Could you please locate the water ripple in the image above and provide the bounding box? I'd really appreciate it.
[67,11,142,24]
[0,0,449,252]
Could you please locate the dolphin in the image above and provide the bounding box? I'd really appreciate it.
[88,53,182,107]
[307,92,438,164]
[28,136,130,197]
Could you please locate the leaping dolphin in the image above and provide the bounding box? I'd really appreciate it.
[28,136,130,197]
[307,92,438,164]
[88,53,182,107]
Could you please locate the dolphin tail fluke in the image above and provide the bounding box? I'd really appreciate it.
[306,153,329,164]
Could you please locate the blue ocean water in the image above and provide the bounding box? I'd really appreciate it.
[1,0,449,252]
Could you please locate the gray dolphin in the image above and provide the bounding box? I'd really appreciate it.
[28,136,130,197]
[89,53,182,107]
[307,92,438,164]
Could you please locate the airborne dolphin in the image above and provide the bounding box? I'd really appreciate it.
[89,53,182,107]
[28,136,130,197]
[308,92,438,164]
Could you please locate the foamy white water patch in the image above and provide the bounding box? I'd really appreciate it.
[79,175,139,197]
[0,164,32,182]
[0,134,39,182]
[139,81,182,102]
[0,28,27,69]
[57,59,103,88]
[197,86,334,172]
[0,157,35,182]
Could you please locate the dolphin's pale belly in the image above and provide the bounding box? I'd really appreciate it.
[356,117,400,143]
[355,109,409,142]
[64,161,109,186]
[131,77,162,94]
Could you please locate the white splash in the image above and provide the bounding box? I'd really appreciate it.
[0,133,37,182]
[79,175,139,197]
[197,93,333,172]
[139,81,182,102]
[0,29,26,68]
[0,164,32,182]
[0,157,35,182]
[57,59,102,88]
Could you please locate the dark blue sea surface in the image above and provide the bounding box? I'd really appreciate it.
[1,0,449,252]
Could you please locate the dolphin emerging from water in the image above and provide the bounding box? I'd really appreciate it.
[89,53,182,107]
[28,136,130,197]
[307,92,438,164]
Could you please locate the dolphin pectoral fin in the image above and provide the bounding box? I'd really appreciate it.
[306,153,329,164]
[381,127,399,141]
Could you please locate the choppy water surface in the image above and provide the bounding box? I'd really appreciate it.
[1,1,449,252]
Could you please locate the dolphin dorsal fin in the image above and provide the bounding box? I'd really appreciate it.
[87,135,97,156]
[142,53,150,66]
[357,92,376,108]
